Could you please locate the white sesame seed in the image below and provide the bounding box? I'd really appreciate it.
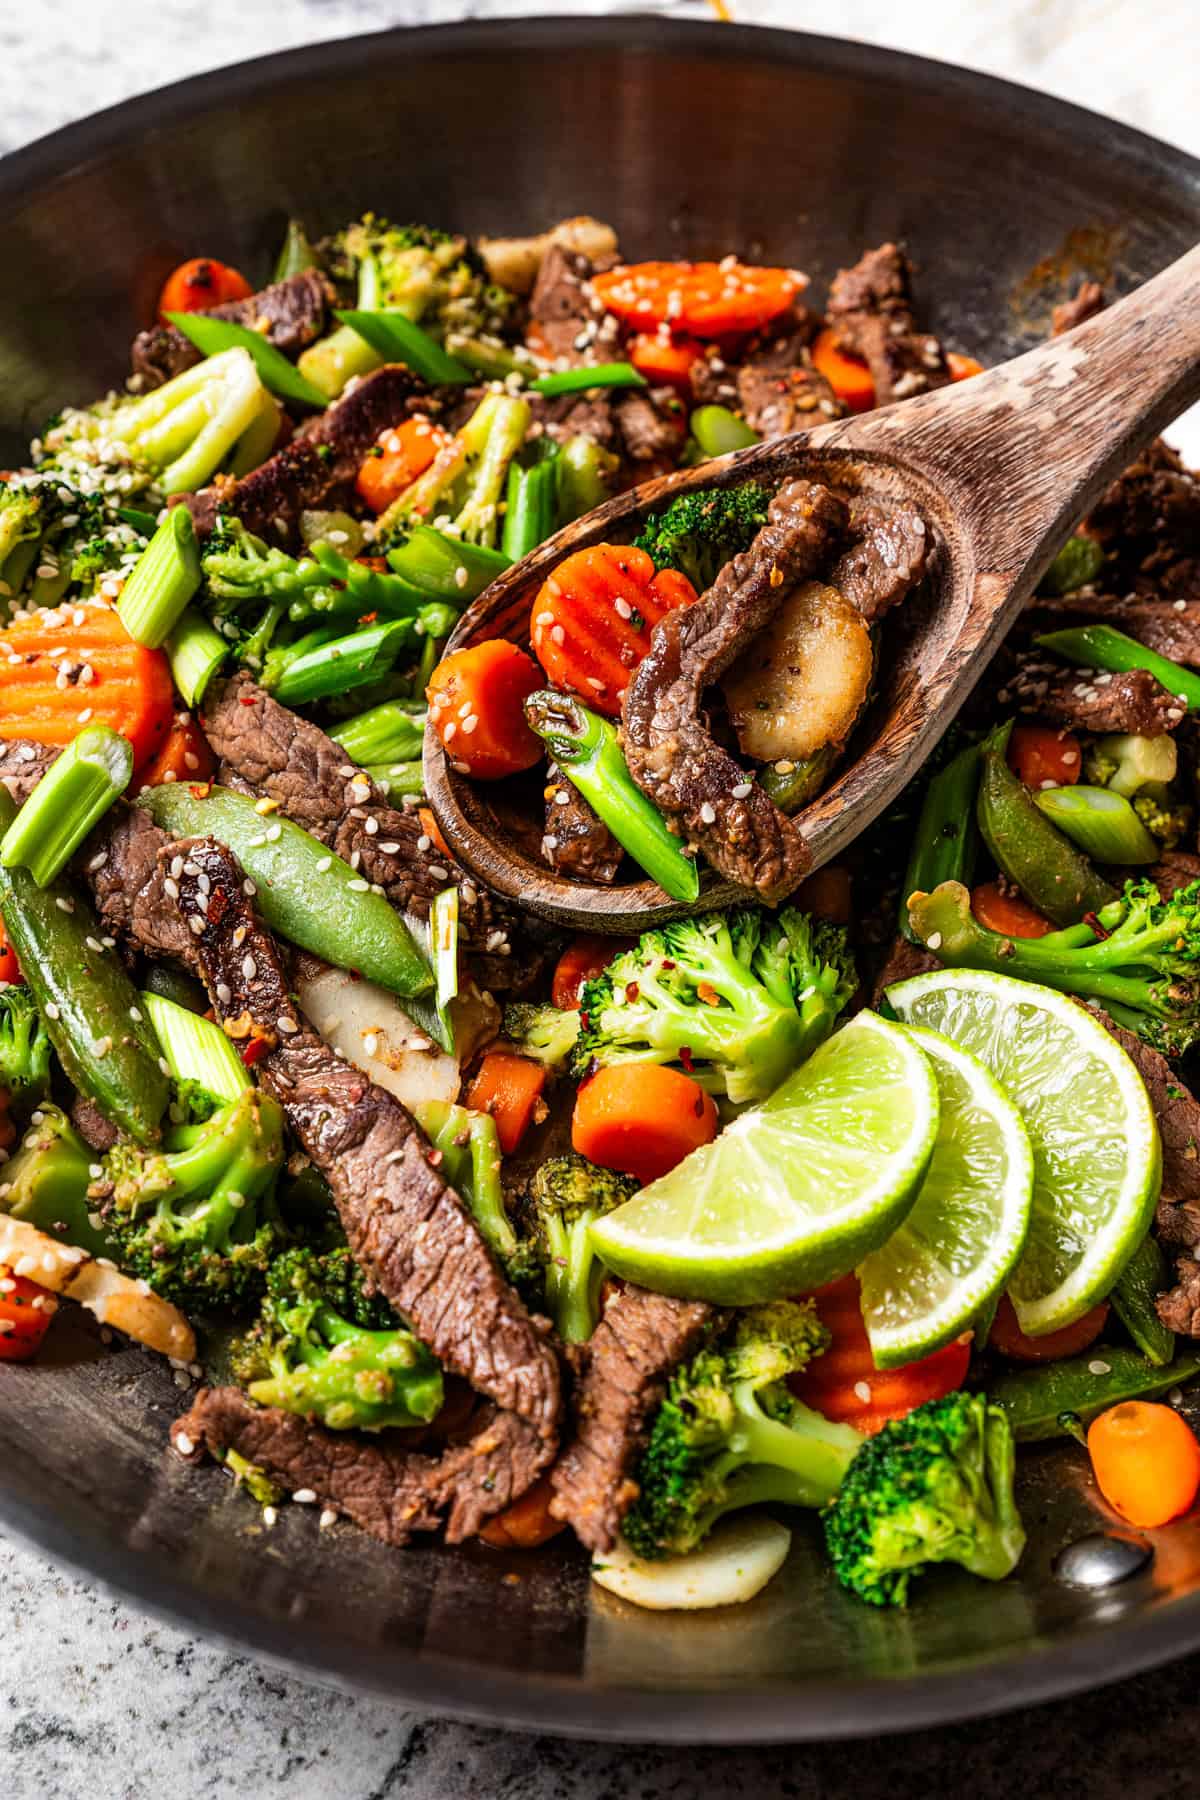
[242,955,257,980]
[188,915,205,936]
[698,801,717,825]
[926,932,943,951]
[319,1508,338,1530]
[1088,1359,1112,1376]
[853,1381,871,1403]
[315,856,333,873]
[349,878,370,892]
[175,1432,195,1457]
[293,1488,317,1505]
[731,782,753,800]
[277,1016,298,1035]
[364,816,379,835]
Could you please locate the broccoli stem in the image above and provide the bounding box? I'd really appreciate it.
[523,690,701,903]
[328,700,426,766]
[297,324,384,402]
[556,436,619,524]
[690,405,759,457]
[442,333,540,382]
[1036,623,1200,711]
[270,618,414,706]
[703,1386,861,1520]
[0,727,132,888]
[412,1100,514,1258]
[542,1211,605,1344]
[455,396,532,546]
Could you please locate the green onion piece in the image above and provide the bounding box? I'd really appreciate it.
[385,524,510,601]
[273,218,318,282]
[530,362,647,398]
[334,310,474,385]
[1035,624,1200,711]
[141,989,250,1102]
[0,727,133,887]
[501,453,559,562]
[399,888,459,1054]
[690,405,760,457]
[297,324,383,401]
[116,506,201,648]
[523,690,700,902]
[443,333,541,382]
[365,760,424,800]
[167,606,228,706]
[1033,784,1160,864]
[167,311,329,410]
[117,506,159,537]
[272,619,413,707]
[1040,534,1106,596]
[329,701,426,765]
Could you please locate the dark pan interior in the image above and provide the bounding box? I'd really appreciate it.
[3,15,1200,1743]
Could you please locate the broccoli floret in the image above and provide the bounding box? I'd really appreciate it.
[502,1001,582,1069]
[97,1088,286,1309]
[823,1391,1026,1607]
[632,482,772,592]
[1083,731,1178,800]
[228,1245,443,1432]
[907,876,1200,1056]
[223,1447,283,1507]
[622,1301,861,1559]
[1132,792,1193,850]
[572,907,857,1104]
[0,480,45,568]
[0,1104,111,1256]
[0,469,149,609]
[0,987,51,1114]
[328,215,514,342]
[517,1153,638,1342]
[41,348,268,498]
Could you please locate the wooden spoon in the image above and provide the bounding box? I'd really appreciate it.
[425,245,1200,931]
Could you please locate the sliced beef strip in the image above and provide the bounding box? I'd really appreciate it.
[614,387,687,464]
[172,1387,547,1545]
[169,834,561,1446]
[528,243,621,366]
[870,935,939,1007]
[178,364,427,546]
[621,478,850,900]
[542,762,622,885]
[1051,280,1105,337]
[1085,441,1200,587]
[1094,1011,1200,1202]
[0,738,54,803]
[1149,852,1200,900]
[1157,1260,1200,1337]
[201,670,514,961]
[995,658,1185,735]
[70,1095,120,1154]
[549,1284,716,1552]
[1024,593,1200,667]
[829,497,932,623]
[826,243,951,407]
[735,322,843,439]
[131,270,333,389]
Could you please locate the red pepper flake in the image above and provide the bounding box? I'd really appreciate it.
[625,981,640,1003]
[679,1046,695,1073]
[695,982,720,1007]
[579,1011,590,1031]
[240,1036,270,1067]
[1083,910,1112,940]
[189,782,213,799]
[693,1095,706,1117]
[358,611,378,625]
[239,695,258,707]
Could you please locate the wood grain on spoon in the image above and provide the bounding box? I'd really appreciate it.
[426,244,1200,931]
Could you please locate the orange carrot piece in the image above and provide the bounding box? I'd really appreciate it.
[478,1475,568,1549]
[790,1274,970,1435]
[135,711,214,791]
[0,1266,56,1362]
[0,922,22,987]
[970,882,1054,941]
[988,1294,1109,1361]
[551,934,630,1011]
[156,257,252,322]
[426,640,544,781]
[1007,722,1083,791]
[592,262,802,339]
[629,331,705,391]
[1088,1401,1200,1527]
[356,416,451,514]
[416,805,452,861]
[571,1063,718,1186]
[793,864,853,926]
[467,1051,547,1155]
[530,543,697,717]
[0,605,174,767]
[947,352,985,381]
[810,327,876,413]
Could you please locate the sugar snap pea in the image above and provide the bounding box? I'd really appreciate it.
[1111,1234,1176,1367]
[989,1345,1200,1440]
[976,744,1116,926]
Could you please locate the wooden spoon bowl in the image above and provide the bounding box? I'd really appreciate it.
[426,247,1200,933]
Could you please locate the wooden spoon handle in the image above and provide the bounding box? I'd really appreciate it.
[839,242,1200,584]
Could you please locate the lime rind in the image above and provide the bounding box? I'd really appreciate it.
[589,1011,940,1306]
[887,968,1161,1337]
[857,1024,1034,1368]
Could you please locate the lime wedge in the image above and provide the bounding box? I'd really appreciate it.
[857,1026,1034,1368]
[887,970,1160,1337]
[589,1011,939,1305]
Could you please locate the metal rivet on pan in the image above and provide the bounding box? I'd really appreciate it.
[1053,1533,1153,1588]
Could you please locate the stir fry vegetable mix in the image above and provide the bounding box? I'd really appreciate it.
[4,210,1200,1616]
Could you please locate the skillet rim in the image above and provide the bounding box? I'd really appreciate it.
[3,9,1200,1743]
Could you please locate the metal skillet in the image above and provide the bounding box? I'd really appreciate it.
[427,247,1200,929]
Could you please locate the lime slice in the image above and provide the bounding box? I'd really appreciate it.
[857,1026,1034,1368]
[887,970,1161,1336]
[589,1011,939,1305]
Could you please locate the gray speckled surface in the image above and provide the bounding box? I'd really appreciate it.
[4,3,1200,1793]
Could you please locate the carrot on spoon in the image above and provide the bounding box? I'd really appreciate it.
[530,543,696,717]
[426,640,544,780]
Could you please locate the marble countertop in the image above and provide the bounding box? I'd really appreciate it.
[4,3,1200,1794]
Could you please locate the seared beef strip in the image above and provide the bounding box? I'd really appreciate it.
[131,270,333,389]
[996,658,1185,735]
[614,388,687,464]
[0,738,54,802]
[1025,593,1200,667]
[1051,280,1105,337]
[169,835,561,1444]
[172,1388,548,1545]
[70,1095,120,1154]
[871,935,939,1007]
[736,323,842,438]
[826,243,951,407]
[1157,1262,1200,1337]
[1095,1013,1200,1203]
[1086,441,1200,587]
[1149,852,1200,899]
[621,478,851,900]
[550,1284,716,1552]
[179,364,427,544]
[543,761,622,884]
[528,243,620,365]
[829,497,931,624]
